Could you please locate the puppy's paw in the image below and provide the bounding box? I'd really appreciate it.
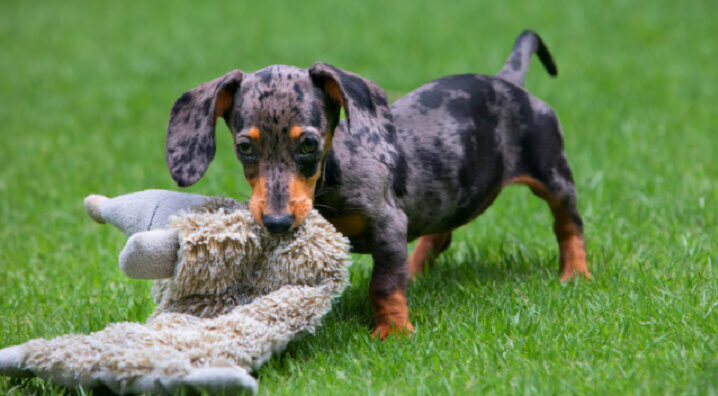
[560,269,593,282]
[371,321,415,341]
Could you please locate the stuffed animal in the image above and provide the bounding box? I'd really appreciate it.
[0,190,351,395]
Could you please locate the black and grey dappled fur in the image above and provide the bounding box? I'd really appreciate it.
[164,30,590,338]
[166,64,397,189]
[389,30,577,238]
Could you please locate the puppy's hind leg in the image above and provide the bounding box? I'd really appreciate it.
[511,171,591,281]
[409,232,452,278]
[510,109,591,280]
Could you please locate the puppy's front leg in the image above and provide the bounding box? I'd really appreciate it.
[369,211,414,340]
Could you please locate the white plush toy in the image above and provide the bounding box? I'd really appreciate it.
[0,190,351,395]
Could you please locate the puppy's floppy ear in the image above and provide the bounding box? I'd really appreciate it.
[166,70,243,187]
[309,62,399,168]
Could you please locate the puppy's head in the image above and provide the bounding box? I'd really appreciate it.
[166,63,398,233]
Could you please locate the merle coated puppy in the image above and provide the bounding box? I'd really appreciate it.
[165,30,591,340]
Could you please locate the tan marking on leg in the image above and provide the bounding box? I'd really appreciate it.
[409,232,451,278]
[555,219,591,281]
[510,176,591,281]
[370,290,414,340]
[248,126,260,140]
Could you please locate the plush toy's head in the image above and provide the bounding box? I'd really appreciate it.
[152,198,351,318]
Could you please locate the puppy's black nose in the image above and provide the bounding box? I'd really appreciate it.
[262,215,295,234]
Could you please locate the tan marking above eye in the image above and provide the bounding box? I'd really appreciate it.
[289,125,303,139]
[248,126,260,140]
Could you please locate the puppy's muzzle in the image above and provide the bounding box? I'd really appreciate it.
[262,214,295,234]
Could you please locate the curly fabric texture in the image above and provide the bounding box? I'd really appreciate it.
[5,199,351,394]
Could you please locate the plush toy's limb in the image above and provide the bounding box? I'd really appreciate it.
[118,367,257,395]
[84,190,210,236]
[0,345,32,378]
[0,287,324,395]
[120,229,180,279]
[0,344,257,395]
[171,367,257,395]
[219,285,336,369]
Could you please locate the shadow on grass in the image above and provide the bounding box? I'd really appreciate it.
[260,242,561,371]
[4,377,101,396]
[5,376,222,396]
[416,241,559,286]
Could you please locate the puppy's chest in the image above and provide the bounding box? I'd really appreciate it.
[314,195,373,253]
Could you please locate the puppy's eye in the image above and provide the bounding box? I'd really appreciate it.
[300,137,318,154]
[237,142,253,156]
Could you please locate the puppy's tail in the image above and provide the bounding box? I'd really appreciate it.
[497,30,557,87]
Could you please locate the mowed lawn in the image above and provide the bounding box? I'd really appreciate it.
[1,0,716,394]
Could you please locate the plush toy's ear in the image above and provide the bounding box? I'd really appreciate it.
[308,63,399,168]
[120,230,179,280]
[166,70,244,187]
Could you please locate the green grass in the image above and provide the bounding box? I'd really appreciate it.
[1,0,716,394]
